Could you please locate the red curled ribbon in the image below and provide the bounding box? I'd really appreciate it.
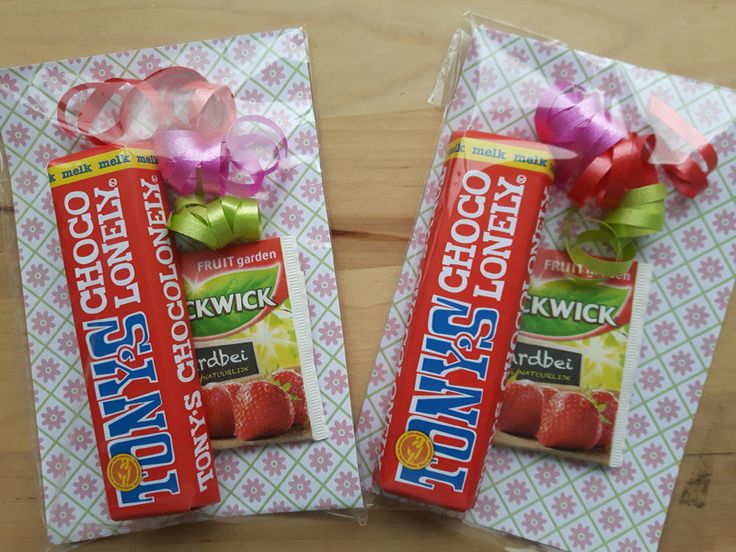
[57,67,287,197]
[535,80,717,208]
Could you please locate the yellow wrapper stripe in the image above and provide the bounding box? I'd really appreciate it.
[446,136,555,177]
[49,147,159,187]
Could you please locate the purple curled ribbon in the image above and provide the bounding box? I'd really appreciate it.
[534,80,627,187]
[155,115,288,197]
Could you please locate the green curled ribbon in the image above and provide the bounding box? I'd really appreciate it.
[603,182,667,239]
[564,182,666,279]
[168,194,262,249]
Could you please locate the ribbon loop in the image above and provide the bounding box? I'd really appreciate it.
[169,195,262,249]
[57,67,288,198]
[563,183,666,278]
[535,81,717,209]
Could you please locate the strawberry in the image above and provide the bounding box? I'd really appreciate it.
[223,382,243,401]
[592,389,618,449]
[537,392,603,451]
[273,369,309,426]
[539,385,558,404]
[498,380,545,437]
[233,380,295,441]
[202,385,235,438]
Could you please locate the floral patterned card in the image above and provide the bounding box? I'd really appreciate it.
[0,27,363,544]
[357,24,735,552]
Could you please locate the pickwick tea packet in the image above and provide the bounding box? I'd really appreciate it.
[0,27,363,546]
[181,236,327,448]
[495,248,651,467]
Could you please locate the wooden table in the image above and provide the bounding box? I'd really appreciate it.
[1,1,734,550]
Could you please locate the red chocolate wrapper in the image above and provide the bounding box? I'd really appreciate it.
[48,146,220,520]
[376,131,552,511]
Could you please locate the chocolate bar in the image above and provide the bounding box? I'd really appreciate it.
[376,131,552,511]
[49,146,220,520]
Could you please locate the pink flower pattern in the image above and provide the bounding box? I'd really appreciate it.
[67,425,93,451]
[473,495,499,522]
[504,479,530,505]
[568,523,595,549]
[72,474,98,500]
[319,320,342,346]
[641,443,667,468]
[488,97,514,123]
[521,509,547,536]
[288,474,312,500]
[551,60,578,81]
[639,365,664,392]
[552,493,577,519]
[581,476,605,502]
[300,178,323,202]
[261,61,285,87]
[280,205,304,229]
[313,273,337,298]
[215,454,241,481]
[612,461,637,486]
[31,310,56,335]
[261,450,287,477]
[0,74,20,98]
[472,66,498,93]
[50,502,76,527]
[599,506,624,533]
[330,418,354,446]
[288,81,311,106]
[667,273,693,299]
[533,461,560,488]
[629,490,654,515]
[628,412,651,439]
[334,470,359,498]
[308,446,334,474]
[670,349,694,375]
[324,369,348,396]
[241,478,266,503]
[6,122,31,148]
[36,357,61,384]
[698,256,724,282]
[46,453,71,479]
[652,320,679,346]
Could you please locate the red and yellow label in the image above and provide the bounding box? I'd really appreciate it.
[106,453,142,492]
[395,431,434,470]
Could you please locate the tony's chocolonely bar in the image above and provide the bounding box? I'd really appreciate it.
[49,146,220,520]
[376,131,552,511]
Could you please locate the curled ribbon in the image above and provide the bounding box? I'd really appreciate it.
[536,80,716,277]
[563,182,666,278]
[57,67,288,198]
[535,80,717,208]
[168,195,262,249]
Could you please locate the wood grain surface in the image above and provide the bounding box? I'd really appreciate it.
[0,1,734,550]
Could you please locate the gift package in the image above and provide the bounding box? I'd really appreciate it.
[0,28,363,545]
[357,14,734,552]
[0,11,734,552]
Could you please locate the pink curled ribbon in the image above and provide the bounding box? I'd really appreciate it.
[57,67,288,197]
[534,80,717,208]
